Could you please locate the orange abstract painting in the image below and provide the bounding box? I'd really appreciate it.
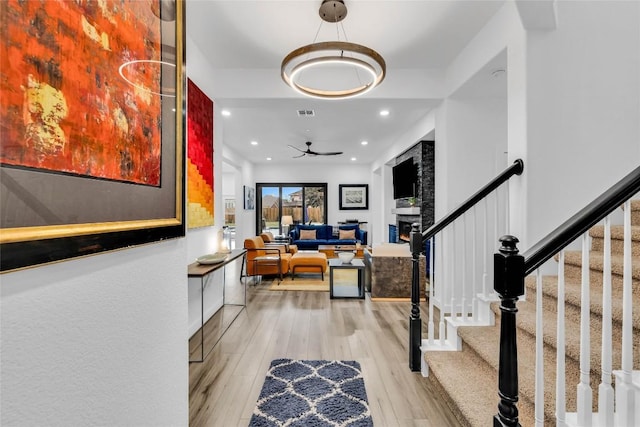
[187,79,214,228]
[0,0,163,185]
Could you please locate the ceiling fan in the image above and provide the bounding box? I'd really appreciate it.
[288,141,343,158]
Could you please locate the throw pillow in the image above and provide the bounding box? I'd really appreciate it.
[339,229,356,240]
[299,229,316,240]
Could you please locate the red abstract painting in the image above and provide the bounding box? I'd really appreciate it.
[187,79,214,228]
[0,0,164,185]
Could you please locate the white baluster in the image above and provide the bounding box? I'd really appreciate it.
[439,231,447,346]
[598,216,614,425]
[505,180,510,235]
[577,232,592,426]
[461,215,467,322]
[535,270,545,426]
[494,189,499,252]
[493,190,499,300]
[451,221,457,322]
[472,205,478,322]
[482,196,489,298]
[428,236,435,345]
[556,251,567,426]
[616,200,634,425]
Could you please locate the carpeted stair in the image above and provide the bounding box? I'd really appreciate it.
[423,201,640,426]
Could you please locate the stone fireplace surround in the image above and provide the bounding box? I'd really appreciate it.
[393,140,435,241]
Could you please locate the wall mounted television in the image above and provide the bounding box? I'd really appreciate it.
[392,158,418,199]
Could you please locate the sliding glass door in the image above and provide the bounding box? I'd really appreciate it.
[256,183,327,235]
[304,186,325,224]
[259,186,281,235]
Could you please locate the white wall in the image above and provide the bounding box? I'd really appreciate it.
[436,97,508,214]
[520,0,640,248]
[222,146,254,245]
[434,0,640,254]
[183,35,230,339]
[222,171,235,197]
[0,28,233,427]
[1,240,188,426]
[184,35,223,262]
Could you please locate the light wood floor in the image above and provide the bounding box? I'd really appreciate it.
[189,269,461,426]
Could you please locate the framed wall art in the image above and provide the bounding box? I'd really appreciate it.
[244,186,255,210]
[339,184,369,210]
[187,78,214,229]
[0,0,186,272]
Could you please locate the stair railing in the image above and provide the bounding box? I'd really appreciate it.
[409,159,524,372]
[494,164,640,426]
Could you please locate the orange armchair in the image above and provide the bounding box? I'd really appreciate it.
[244,236,292,280]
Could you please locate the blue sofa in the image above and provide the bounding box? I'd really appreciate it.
[289,224,367,250]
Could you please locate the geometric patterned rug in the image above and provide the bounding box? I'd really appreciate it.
[249,359,373,426]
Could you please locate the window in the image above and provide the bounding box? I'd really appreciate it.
[256,183,327,235]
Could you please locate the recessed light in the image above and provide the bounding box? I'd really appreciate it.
[351,157,357,161]
[361,140,368,145]
[250,141,258,146]
[171,108,176,112]
[221,109,231,117]
[266,157,272,161]
[379,110,389,116]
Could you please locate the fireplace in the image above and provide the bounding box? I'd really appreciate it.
[398,221,413,242]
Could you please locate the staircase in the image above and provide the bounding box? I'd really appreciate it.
[422,201,640,426]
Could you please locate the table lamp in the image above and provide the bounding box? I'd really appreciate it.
[281,215,293,236]
[217,228,231,253]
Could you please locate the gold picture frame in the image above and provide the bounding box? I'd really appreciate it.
[0,0,186,272]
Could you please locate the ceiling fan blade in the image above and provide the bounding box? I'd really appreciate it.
[315,151,344,156]
[288,144,306,153]
[292,152,306,158]
[290,141,342,158]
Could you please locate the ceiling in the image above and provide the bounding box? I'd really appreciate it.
[187,1,507,167]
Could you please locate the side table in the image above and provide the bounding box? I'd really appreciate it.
[329,258,365,299]
[273,235,291,244]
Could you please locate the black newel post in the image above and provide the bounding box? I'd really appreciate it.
[409,223,422,372]
[493,235,525,427]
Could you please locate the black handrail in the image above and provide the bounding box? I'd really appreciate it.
[408,158,524,372]
[419,159,524,245]
[493,163,640,425]
[523,164,640,275]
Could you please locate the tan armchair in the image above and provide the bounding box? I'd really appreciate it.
[244,236,292,280]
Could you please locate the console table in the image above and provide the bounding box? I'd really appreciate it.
[187,249,246,363]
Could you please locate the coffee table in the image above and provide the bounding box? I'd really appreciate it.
[318,243,363,259]
[328,258,365,299]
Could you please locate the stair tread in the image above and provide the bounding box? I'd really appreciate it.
[590,224,640,240]
[424,340,536,426]
[424,216,640,426]
[447,285,637,423]
[562,250,640,279]
[492,295,634,372]
[456,319,580,423]
[524,274,640,331]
